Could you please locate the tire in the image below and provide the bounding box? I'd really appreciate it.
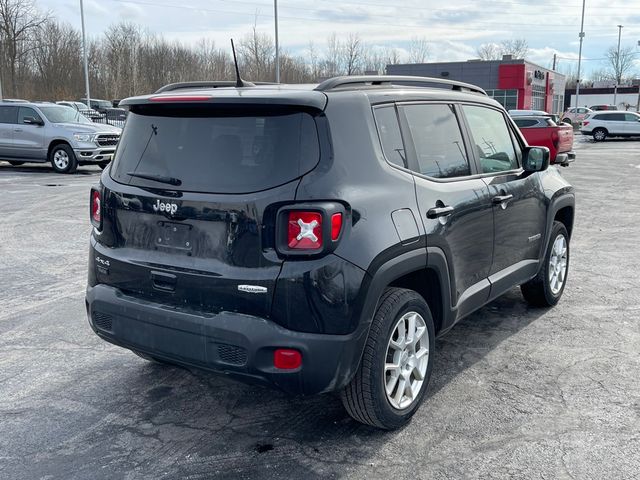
[98,161,110,170]
[521,221,570,307]
[8,161,25,166]
[593,128,607,142]
[561,118,572,125]
[49,143,78,173]
[341,288,435,430]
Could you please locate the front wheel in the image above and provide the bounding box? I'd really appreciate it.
[521,221,570,307]
[98,161,110,170]
[341,288,435,430]
[593,128,607,142]
[49,144,78,173]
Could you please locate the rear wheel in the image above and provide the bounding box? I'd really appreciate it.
[341,288,435,430]
[49,143,78,173]
[561,118,572,125]
[521,221,569,307]
[8,161,24,166]
[98,161,110,170]
[593,128,607,142]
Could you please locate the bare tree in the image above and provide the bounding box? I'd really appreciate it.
[0,0,48,97]
[340,33,363,76]
[476,43,501,60]
[500,39,529,59]
[238,25,274,81]
[408,36,430,63]
[605,45,637,84]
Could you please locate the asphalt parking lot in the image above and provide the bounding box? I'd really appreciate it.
[1,138,639,480]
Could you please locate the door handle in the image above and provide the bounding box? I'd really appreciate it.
[492,194,513,204]
[426,205,454,219]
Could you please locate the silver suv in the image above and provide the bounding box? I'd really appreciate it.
[0,102,121,173]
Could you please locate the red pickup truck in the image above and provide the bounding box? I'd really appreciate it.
[512,116,575,165]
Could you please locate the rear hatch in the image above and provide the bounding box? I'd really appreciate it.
[95,95,325,319]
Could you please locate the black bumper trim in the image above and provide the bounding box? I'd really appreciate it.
[86,284,369,395]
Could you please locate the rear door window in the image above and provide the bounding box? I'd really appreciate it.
[0,106,17,124]
[401,103,471,178]
[111,105,320,194]
[18,107,43,124]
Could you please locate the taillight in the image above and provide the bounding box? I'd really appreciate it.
[276,202,346,257]
[331,213,343,241]
[582,121,590,126]
[149,95,211,102]
[90,187,101,229]
[288,211,323,250]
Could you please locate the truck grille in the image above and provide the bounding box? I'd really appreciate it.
[92,311,113,331]
[96,134,120,147]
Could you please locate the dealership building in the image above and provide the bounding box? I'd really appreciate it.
[387,56,567,114]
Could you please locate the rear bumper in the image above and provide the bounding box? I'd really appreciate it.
[74,148,115,162]
[85,284,369,395]
[555,151,576,166]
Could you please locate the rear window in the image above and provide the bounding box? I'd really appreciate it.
[594,113,624,121]
[111,105,320,193]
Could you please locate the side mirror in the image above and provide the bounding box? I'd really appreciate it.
[23,116,44,126]
[523,146,550,172]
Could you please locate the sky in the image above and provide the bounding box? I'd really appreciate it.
[39,0,640,78]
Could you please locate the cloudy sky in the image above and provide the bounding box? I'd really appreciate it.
[40,0,640,77]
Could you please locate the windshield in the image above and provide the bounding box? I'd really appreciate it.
[39,106,92,124]
[110,104,320,194]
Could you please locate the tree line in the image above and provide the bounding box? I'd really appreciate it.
[0,0,433,101]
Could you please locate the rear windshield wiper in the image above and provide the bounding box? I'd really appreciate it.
[126,172,182,186]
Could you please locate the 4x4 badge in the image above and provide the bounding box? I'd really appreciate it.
[238,285,268,294]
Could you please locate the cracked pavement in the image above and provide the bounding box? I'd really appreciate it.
[0,138,639,479]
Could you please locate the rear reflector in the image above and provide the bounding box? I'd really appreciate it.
[582,121,589,126]
[274,349,302,370]
[149,95,211,102]
[90,188,101,228]
[287,211,323,249]
[331,213,343,241]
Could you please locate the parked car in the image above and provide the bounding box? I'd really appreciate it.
[589,104,618,111]
[512,115,575,164]
[562,107,593,125]
[79,98,113,114]
[86,76,574,430]
[0,102,121,173]
[56,100,102,121]
[509,109,560,124]
[580,111,640,141]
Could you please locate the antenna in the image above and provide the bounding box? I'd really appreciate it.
[230,39,254,88]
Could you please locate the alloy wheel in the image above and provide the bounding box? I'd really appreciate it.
[53,150,70,170]
[384,311,430,410]
[548,234,568,295]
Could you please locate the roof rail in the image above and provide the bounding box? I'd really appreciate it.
[314,75,487,96]
[155,80,277,94]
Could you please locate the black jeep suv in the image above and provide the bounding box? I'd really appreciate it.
[86,76,574,430]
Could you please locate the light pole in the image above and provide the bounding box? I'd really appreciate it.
[574,0,586,109]
[274,0,280,83]
[613,24,623,107]
[80,0,91,107]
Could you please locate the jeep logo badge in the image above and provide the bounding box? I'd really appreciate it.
[153,199,178,214]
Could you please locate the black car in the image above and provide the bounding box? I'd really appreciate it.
[86,76,575,430]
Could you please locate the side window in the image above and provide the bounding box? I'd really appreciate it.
[373,106,406,168]
[624,113,639,122]
[514,119,538,128]
[0,106,17,124]
[578,108,587,114]
[18,107,42,124]
[402,104,470,178]
[462,105,519,174]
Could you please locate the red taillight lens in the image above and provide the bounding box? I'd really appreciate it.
[274,349,302,370]
[287,211,323,249]
[582,121,589,126]
[90,188,101,228]
[331,213,343,241]
[149,95,211,102]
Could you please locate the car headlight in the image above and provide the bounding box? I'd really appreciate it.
[73,133,95,143]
